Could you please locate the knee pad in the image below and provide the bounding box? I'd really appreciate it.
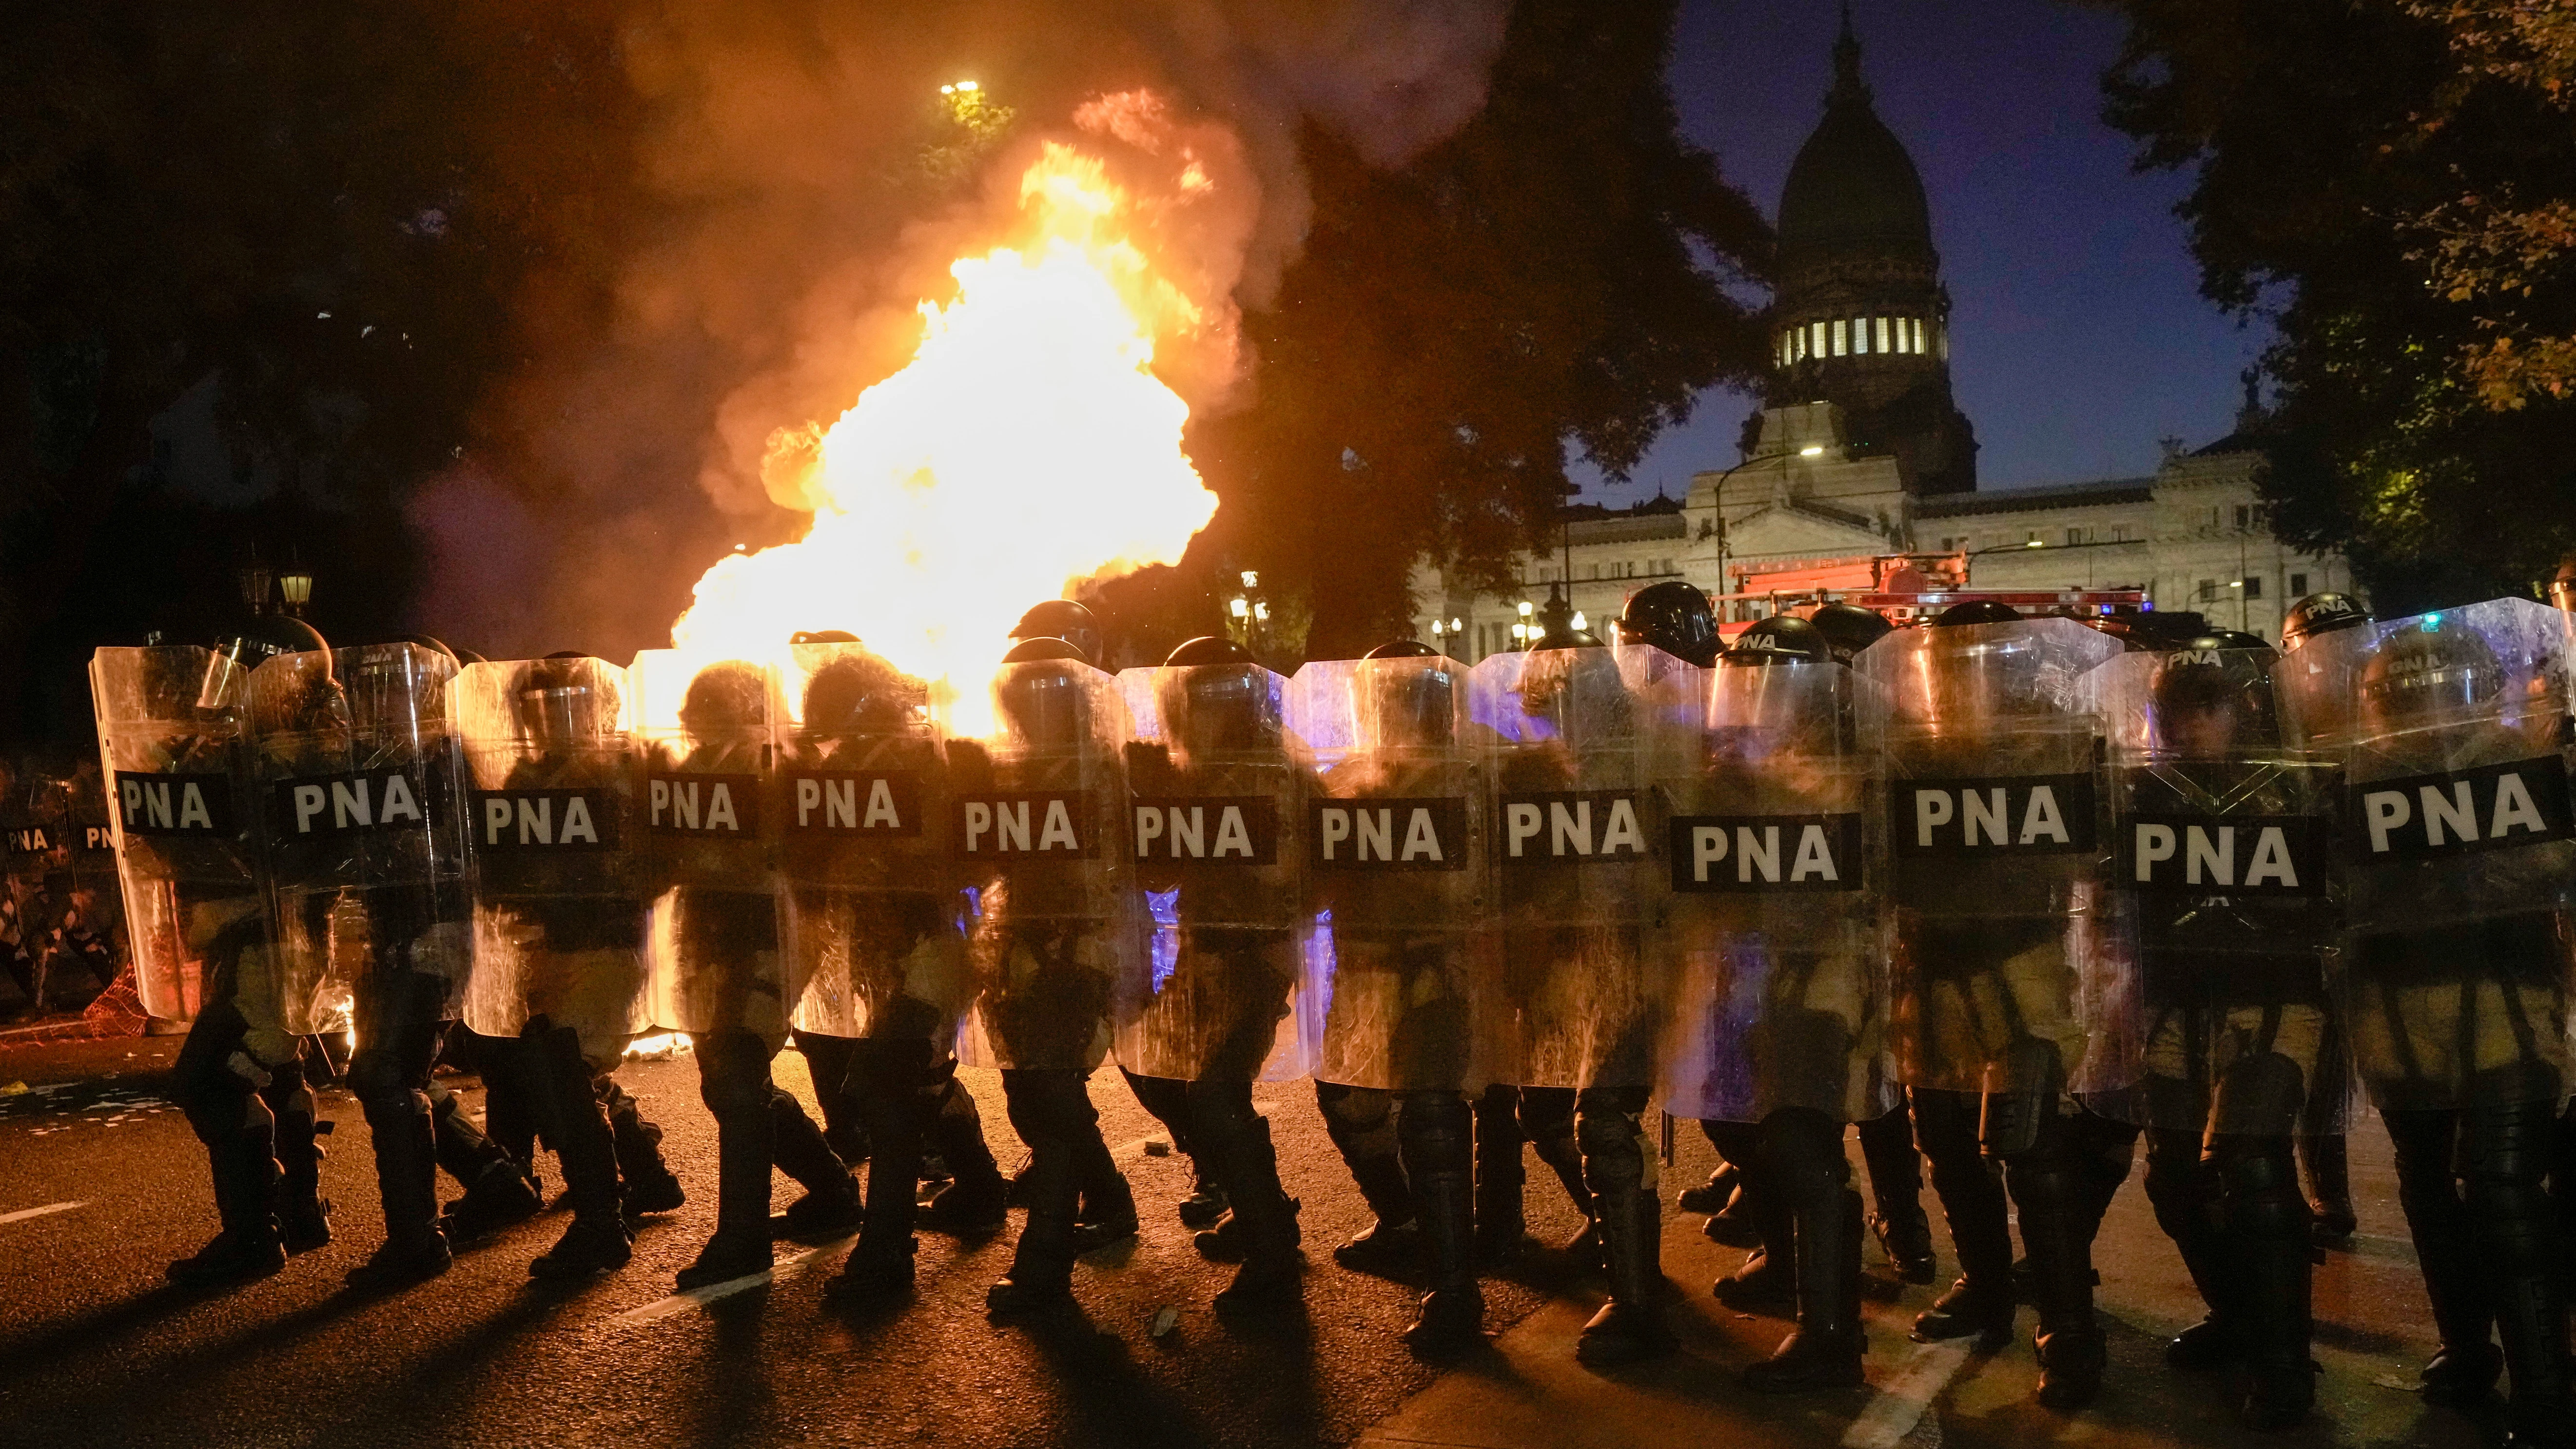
[2210,1137,2306,1237]
[696,1040,777,1119]
[344,1047,417,1107]
[2211,1050,2307,1134]
[1398,1091,1472,1157]
[1319,1082,1400,1159]
[2142,1129,2212,1215]
[1757,1107,1850,1203]
[1182,1078,1259,1145]
[1574,1097,1650,1186]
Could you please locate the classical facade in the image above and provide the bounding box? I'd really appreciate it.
[1409,15,2348,662]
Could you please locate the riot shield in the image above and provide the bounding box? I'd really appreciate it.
[91,648,273,1024]
[1855,617,2122,1097]
[2277,598,2576,1112]
[452,657,649,1049]
[0,764,60,1004]
[1113,661,1309,1082]
[24,763,124,1003]
[1659,658,1898,1124]
[954,658,1133,1071]
[1471,643,1684,1090]
[250,643,473,1038]
[631,649,787,1038]
[1290,653,1499,1094]
[774,641,968,1045]
[2082,646,2342,1134]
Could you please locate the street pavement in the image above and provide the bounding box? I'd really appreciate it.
[0,1029,2485,1449]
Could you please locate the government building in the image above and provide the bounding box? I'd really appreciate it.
[1409,18,2350,661]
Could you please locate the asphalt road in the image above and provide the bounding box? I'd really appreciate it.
[0,1031,2491,1449]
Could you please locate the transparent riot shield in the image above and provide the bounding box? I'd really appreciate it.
[775,641,967,1045]
[1113,661,1310,1082]
[1290,653,1499,1094]
[1855,617,2122,1097]
[250,644,472,1038]
[2278,598,2576,1112]
[954,659,1133,1072]
[21,763,124,1003]
[631,649,787,1038]
[1659,658,1898,1124]
[0,764,61,1002]
[1471,643,1683,1090]
[2082,646,2342,1134]
[91,648,272,1024]
[452,657,648,1052]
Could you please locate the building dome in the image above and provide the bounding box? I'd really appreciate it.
[1777,23,1932,261]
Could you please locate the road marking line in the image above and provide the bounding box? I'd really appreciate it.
[1842,1339,1971,1449]
[0,1200,86,1225]
[613,1233,859,1325]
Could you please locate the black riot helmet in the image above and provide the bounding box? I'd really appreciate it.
[2360,616,2505,727]
[2150,636,2282,755]
[1808,602,1893,663]
[1157,636,1276,755]
[680,660,770,745]
[1724,615,1835,667]
[1011,600,1103,668]
[399,634,460,663]
[345,638,455,732]
[1932,600,2022,628]
[995,636,1093,749]
[800,649,917,739]
[201,613,328,713]
[513,653,620,745]
[1516,629,1629,733]
[1358,639,1456,750]
[1616,582,1718,666]
[2280,593,2370,653]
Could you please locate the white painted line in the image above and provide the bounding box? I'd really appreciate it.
[612,1233,859,1325]
[1842,1339,1972,1449]
[0,1200,86,1225]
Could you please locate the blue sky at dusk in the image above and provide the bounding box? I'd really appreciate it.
[1574,0,2268,506]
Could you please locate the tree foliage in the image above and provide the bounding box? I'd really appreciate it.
[2097,0,2576,610]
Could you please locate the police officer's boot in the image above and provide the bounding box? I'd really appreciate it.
[1472,1085,1528,1266]
[1677,1157,1737,1215]
[2386,1108,2504,1406]
[2298,1131,2357,1241]
[826,1038,932,1302]
[2145,1128,2237,1370]
[268,1060,333,1255]
[2221,1140,2317,1431]
[1209,1111,1304,1314]
[1070,1119,1140,1252]
[1858,1105,1935,1284]
[1745,1111,1867,1392]
[921,1074,1008,1235]
[600,1075,685,1217]
[1713,1171,1795,1311]
[2009,1145,2107,1411]
[530,1030,633,1280]
[346,1086,453,1290]
[1522,1086,1599,1268]
[1321,1083,1418,1273]
[1400,1093,1483,1357]
[434,1076,541,1242]
[678,1035,779,1291]
[170,1124,287,1287]
[1909,1090,2016,1348]
[1573,1095,1676,1367]
[990,1074,1085,1319]
[2467,1093,2576,1447]
[770,1087,862,1238]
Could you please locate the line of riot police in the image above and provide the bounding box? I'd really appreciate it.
[85,583,2576,1443]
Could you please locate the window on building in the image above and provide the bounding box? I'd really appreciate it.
[2244,575,2264,599]
[2111,525,2128,542]
[2206,506,2221,529]
[1852,318,1869,355]
[2290,572,2309,597]
[2067,528,2082,546]
[1812,321,1827,357]
[1910,318,1924,354]
[2027,530,2040,545]
[1876,316,1892,352]
[1832,319,1848,356]
[2197,578,2218,602]
[2234,504,2251,530]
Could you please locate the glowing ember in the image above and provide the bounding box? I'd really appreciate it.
[668,125,1223,727]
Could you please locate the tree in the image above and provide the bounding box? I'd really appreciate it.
[2094,0,2576,611]
[1177,0,1771,656]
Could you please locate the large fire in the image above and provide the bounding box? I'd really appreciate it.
[668,121,1223,729]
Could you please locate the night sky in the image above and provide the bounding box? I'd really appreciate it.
[1576,0,2265,506]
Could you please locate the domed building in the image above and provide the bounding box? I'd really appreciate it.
[1408,10,2351,658]
[1766,12,1978,497]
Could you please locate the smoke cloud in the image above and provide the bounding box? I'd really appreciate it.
[413,0,1507,663]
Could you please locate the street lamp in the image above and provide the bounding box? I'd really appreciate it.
[1706,450,1801,625]
[277,569,313,617]
[1225,569,1270,656]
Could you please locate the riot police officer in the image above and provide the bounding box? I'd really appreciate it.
[962,635,1141,1315]
[1300,640,1496,1352]
[2281,600,2576,1445]
[1667,614,1897,1390]
[635,653,859,1292]
[1480,628,1677,1364]
[2093,638,2338,1428]
[1119,637,1308,1311]
[1858,601,2129,1409]
[98,619,335,1284]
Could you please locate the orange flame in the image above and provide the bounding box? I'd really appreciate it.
[668,132,1222,729]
